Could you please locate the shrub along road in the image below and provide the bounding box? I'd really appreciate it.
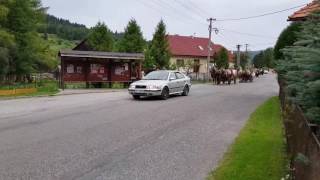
[0,74,278,180]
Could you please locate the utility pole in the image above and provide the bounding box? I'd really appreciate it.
[236,44,241,69]
[245,44,249,68]
[207,17,217,80]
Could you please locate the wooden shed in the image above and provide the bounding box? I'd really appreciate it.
[58,50,144,89]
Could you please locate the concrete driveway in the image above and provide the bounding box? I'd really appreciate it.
[0,74,279,180]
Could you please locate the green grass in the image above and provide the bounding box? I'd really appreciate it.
[0,80,59,98]
[207,97,287,180]
[47,34,76,53]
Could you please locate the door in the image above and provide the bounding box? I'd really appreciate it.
[168,72,179,93]
[175,72,186,92]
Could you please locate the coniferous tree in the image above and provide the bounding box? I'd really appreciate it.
[253,48,274,69]
[253,51,264,68]
[240,53,249,70]
[214,47,229,69]
[87,22,114,52]
[277,11,320,124]
[118,19,145,53]
[144,20,170,70]
[2,0,53,81]
[274,22,302,60]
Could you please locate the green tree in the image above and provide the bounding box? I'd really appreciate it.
[253,51,264,68]
[240,52,248,70]
[118,19,145,53]
[274,22,302,60]
[87,22,114,51]
[0,30,16,82]
[144,20,170,70]
[253,48,275,69]
[214,47,229,69]
[264,48,275,68]
[1,0,52,81]
[276,11,320,124]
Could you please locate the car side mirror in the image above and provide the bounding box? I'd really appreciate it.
[169,77,175,81]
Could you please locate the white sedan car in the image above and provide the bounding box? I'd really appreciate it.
[128,70,191,100]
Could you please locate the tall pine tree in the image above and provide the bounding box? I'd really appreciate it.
[214,47,229,69]
[118,19,145,53]
[144,20,170,70]
[277,11,320,124]
[87,22,114,52]
[1,0,53,81]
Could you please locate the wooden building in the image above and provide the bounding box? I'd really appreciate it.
[58,48,144,89]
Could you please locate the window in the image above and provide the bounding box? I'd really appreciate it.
[99,67,105,74]
[176,59,184,67]
[115,65,125,75]
[175,72,185,79]
[169,73,177,80]
[143,71,169,80]
[194,59,200,73]
[76,66,82,74]
[90,64,100,74]
[67,64,74,74]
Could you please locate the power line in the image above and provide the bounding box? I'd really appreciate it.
[156,0,204,23]
[216,3,307,21]
[219,28,276,39]
[135,0,200,26]
[173,0,205,21]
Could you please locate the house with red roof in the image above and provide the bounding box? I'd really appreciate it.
[167,34,234,78]
[288,0,320,21]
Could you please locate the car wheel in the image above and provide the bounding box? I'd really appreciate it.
[133,95,140,100]
[161,87,170,100]
[182,85,189,96]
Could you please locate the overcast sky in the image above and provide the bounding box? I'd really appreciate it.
[42,0,310,51]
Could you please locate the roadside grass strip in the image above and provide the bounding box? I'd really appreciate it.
[207,97,287,180]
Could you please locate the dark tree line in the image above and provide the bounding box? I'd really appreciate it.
[38,15,89,41]
[253,48,274,69]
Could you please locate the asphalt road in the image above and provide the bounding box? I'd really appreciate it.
[0,74,279,180]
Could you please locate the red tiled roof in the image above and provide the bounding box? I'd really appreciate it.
[167,35,225,58]
[288,0,320,21]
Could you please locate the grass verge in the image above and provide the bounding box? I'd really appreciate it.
[207,97,287,180]
[0,81,59,98]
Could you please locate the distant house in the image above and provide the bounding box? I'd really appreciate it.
[167,35,234,79]
[288,0,320,21]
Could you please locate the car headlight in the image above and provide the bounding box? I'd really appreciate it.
[148,85,162,90]
[129,84,135,89]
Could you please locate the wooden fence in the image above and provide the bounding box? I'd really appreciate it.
[279,79,320,180]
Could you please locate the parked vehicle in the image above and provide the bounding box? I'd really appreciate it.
[128,70,191,100]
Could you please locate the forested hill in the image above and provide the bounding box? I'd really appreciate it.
[38,15,124,41]
[37,15,89,41]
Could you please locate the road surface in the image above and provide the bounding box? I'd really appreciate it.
[0,74,278,180]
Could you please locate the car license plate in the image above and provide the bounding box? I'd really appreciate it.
[135,90,144,93]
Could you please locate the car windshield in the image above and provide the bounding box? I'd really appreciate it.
[143,71,169,80]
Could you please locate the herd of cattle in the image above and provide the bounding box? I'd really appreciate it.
[210,68,266,85]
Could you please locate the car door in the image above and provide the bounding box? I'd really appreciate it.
[168,72,179,93]
[175,72,186,92]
